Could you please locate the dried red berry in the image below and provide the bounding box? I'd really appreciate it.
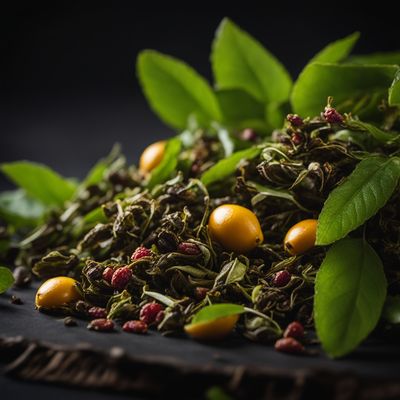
[87,318,114,332]
[291,132,303,145]
[111,266,132,291]
[140,302,164,324]
[240,128,258,141]
[323,106,343,124]
[102,267,114,283]
[194,287,209,301]
[88,306,107,319]
[131,246,152,261]
[275,337,304,354]
[155,310,165,325]
[287,114,303,127]
[283,321,304,339]
[177,242,201,256]
[123,320,148,334]
[273,270,291,287]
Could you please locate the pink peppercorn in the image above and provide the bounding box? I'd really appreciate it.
[275,337,304,354]
[111,266,132,291]
[140,302,164,325]
[102,267,115,283]
[131,246,152,261]
[283,321,304,339]
[287,114,303,127]
[88,306,107,319]
[123,320,148,334]
[273,270,291,287]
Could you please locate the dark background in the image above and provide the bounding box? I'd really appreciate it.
[0,4,398,190]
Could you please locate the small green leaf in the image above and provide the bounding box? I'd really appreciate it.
[347,52,400,65]
[389,70,400,106]
[1,161,77,207]
[346,119,399,143]
[0,266,15,294]
[211,18,292,104]
[317,156,400,245]
[383,296,400,324]
[201,147,261,187]
[309,32,360,64]
[0,189,47,227]
[291,63,398,117]
[83,144,122,187]
[206,386,233,400]
[314,238,387,358]
[143,287,176,307]
[137,50,221,129]
[147,137,182,190]
[191,303,245,325]
[214,258,247,287]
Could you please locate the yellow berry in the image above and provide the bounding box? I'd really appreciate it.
[35,277,81,309]
[184,314,239,340]
[284,219,317,255]
[208,204,264,253]
[139,141,166,174]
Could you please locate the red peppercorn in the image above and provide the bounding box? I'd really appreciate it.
[123,320,148,334]
[287,114,303,127]
[87,318,114,332]
[240,128,258,141]
[194,287,209,301]
[111,266,132,291]
[323,106,343,124]
[140,302,164,325]
[102,267,115,283]
[273,270,291,287]
[291,132,303,145]
[275,337,304,354]
[283,321,304,339]
[88,306,107,319]
[177,242,201,256]
[131,246,152,261]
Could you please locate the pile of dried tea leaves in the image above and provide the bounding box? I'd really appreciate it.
[1,19,400,358]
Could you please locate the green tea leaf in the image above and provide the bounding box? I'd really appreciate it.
[216,89,268,131]
[191,303,245,325]
[214,258,248,287]
[206,387,233,400]
[137,50,221,129]
[83,144,122,186]
[211,18,292,104]
[147,137,182,190]
[0,266,15,294]
[201,147,261,187]
[317,157,400,245]
[347,52,400,65]
[346,119,399,143]
[291,63,398,117]
[314,238,386,358]
[309,32,359,64]
[1,161,77,207]
[389,70,400,106]
[383,296,400,324]
[0,189,47,227]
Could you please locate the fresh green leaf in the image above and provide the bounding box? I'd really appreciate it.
[0,266,15,294]
[1,161,77,207]
[346,119,399,143]
[201,147,261,187]
[0,189,47,227]
[211,18,292,104]
[137,50,221,129]
[383,296,400,324]
[143,287,176,307]
[317,156,400,245]
[215,89,268,132]
[82,144,122,187]
[314,238,387,358]
[191,303,245,325]
[147,137,182,190]
[291,63,398,117]
[309,32,360,64]
[347,52,400,65]
[389,70,400,106]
